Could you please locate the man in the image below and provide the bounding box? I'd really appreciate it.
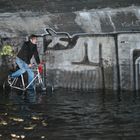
[10,34,41,89]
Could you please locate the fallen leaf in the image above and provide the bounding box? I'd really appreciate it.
[12,118,24,122]
[32,116,40,120]
[0,121,7,125]
[24,124,36,130]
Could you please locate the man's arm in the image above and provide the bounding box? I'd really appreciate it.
[34,45,40,65]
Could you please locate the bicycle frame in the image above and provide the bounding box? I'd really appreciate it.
[8,66,44,91]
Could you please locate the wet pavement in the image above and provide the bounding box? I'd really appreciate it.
[0,88,140,140]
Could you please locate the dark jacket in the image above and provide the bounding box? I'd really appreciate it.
[17,41,40,64]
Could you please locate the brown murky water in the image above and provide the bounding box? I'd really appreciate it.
[0,88,140,140]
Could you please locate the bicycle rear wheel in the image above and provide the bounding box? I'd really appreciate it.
[3,77,11,92]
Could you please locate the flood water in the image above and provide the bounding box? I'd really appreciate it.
[0,88,140,140]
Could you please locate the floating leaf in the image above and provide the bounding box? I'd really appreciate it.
[0,120,7,125]
[41,136,45,139]
[11,134,21,139]
[24,124,36,130]
[32,116,40,120]
[20,135,25,139]
[42,120,48,126]
[16,135,20,139]
[11,134,16,138]
[10,117,24,122]
[4,113,8,116]
[0,113,7,116]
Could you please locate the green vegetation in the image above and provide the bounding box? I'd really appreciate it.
[0,45,13,56]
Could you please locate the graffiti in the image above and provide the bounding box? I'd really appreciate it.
[42,28,107,90]
[43,28,79,51]
[72,42,99,66]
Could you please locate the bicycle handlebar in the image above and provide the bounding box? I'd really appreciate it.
[31,63,43,74]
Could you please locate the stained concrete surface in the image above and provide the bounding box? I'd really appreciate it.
[0,0,139,13]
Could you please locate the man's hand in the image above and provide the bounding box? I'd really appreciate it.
[28,64,32,68]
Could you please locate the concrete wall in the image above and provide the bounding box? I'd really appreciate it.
[0,6,140,37]
[45,35,117,90]
[1,31,140,91]
[118,33,140,91]
[42,33,140,91]
[1,1,140,90]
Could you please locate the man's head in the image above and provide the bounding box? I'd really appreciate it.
[29,34,38,44]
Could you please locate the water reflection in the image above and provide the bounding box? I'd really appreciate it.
[24,89,37,103]
[0,89,140,140]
